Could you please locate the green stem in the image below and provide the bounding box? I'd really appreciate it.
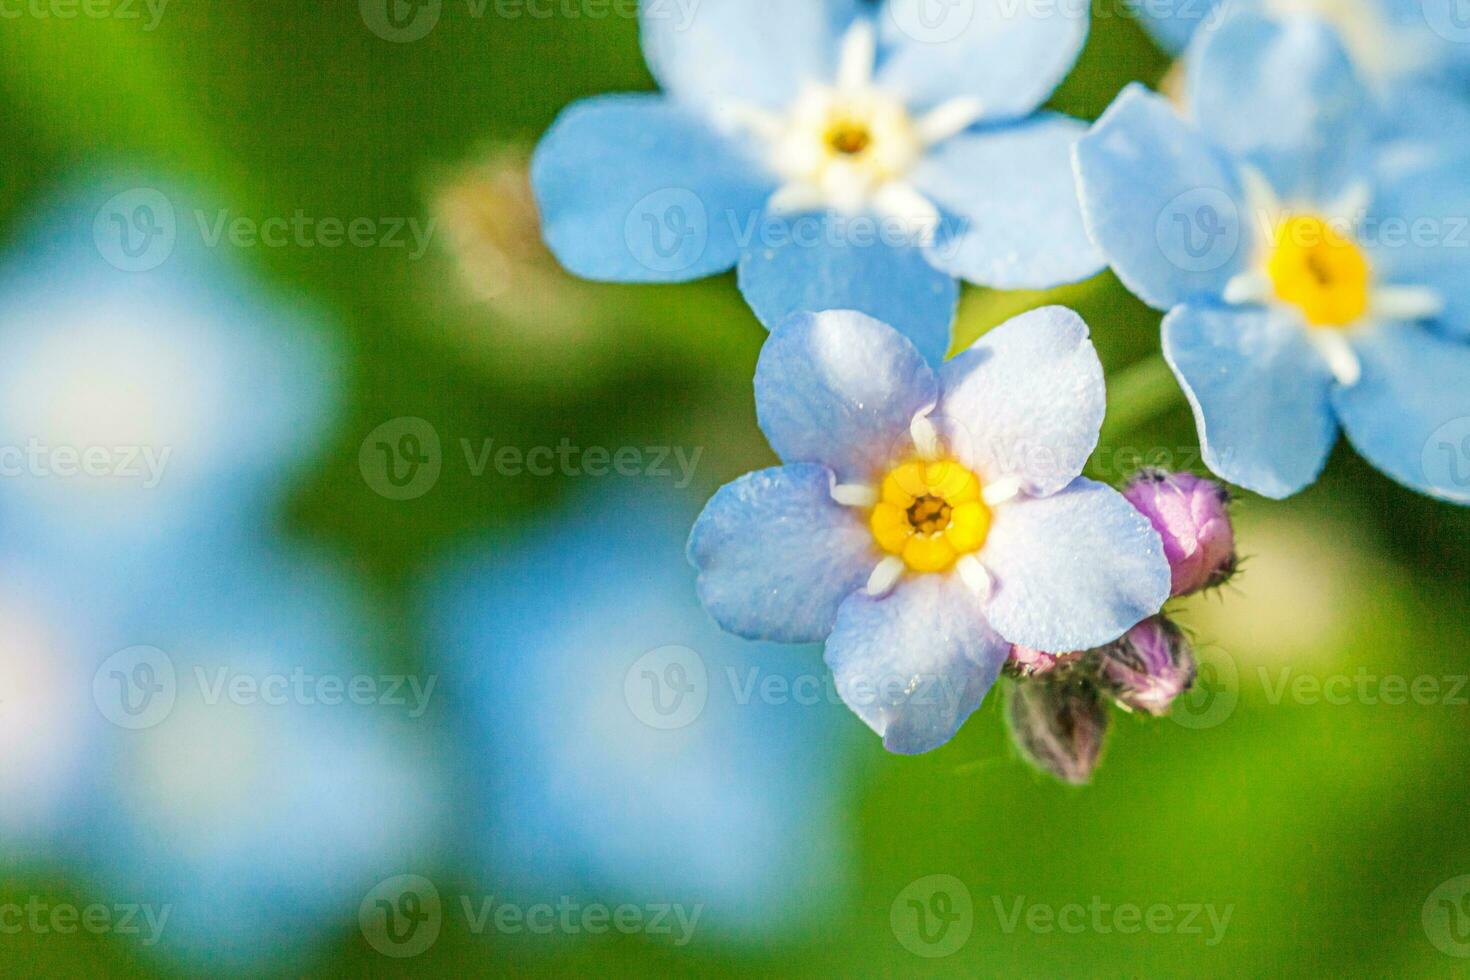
[1097,355,1182,447]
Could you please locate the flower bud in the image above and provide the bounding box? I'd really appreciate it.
[431,149,598,332]
[1123,469,1236,597]
[1006,676,1109,785]
[1095,617,1196,716]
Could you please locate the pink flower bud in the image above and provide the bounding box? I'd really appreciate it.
[1006,677,1109,785]
[1096,617,1196,716]
[1123,469,1236,597]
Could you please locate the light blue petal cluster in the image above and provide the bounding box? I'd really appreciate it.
[690,308,1170,754]
[1076,19,1470,503]
[534,0,1103,361]
[0,180,442,971]
[1134,0,1470,94]
[0,178,340,560]
[425,487,855,937]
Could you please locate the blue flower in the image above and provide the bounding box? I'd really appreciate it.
[78,545,445,969]
[1075,15,1470,503]
[531,0,1102,364]
[1134,0,1470,96]
[687,307,1171,755]
[0,177,340,560]
[422,486,855,939]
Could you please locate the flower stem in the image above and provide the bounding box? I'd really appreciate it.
[1098,355,1183,446]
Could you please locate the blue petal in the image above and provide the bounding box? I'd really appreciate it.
[1333,325,1470,504]
[876,0,1087,119]
[531,94,773,282]
[641,0,859,109]
[1375,81,1470,154]
[824,574,1008,754]
[981,478,1170,652]
[738,213,957,366]
[937,306,1104,497]
[913,115,1103,289]
[1074,84,1249,311]
[1163,304,1340,498]
[689,464,876,643]
[1190,12,1370,202]
[1365,145,1470,337]
[755,309,940,482]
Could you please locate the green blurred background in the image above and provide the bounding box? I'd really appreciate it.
[2,2,1470,976]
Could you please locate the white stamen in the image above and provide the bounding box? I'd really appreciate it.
[871,181,940,245]
[916,97,985,145]
[1309,330,1362,387]
[866,556,905,598]
[956,555,992,599]
[836,20,877,90]
[981,475,1023,507]
[1324,181,1372,224]
[831,482,878,508]
[1239,164,1282,235]
[1223,272,1272,306]
[766,182,828,215]
[910,412,942,460]
[1371,285,1444,321]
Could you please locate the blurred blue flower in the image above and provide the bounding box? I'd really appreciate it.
[79,545,445,969]
[0,561,109,857]
[0,177,340,561]
[1075,17,1470,502]
[1135,0,1470,96]
[688,308,1170,755]
[423,485,855,940]
[532,0,1102,364]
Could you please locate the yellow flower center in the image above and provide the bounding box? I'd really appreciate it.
[869,459,992,573]
[1267,214,1371,328]
[825,120,873,157]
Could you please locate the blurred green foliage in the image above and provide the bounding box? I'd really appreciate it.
[1,3,1469,977]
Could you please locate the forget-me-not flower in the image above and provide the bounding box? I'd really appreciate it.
[688,307,1171,754]
[1075,15,1470,503]
[0,178,340,560]
[424,486,854,939]
[82,545,445,969]
[532,0,1102,364]
[1134,0,1470,95]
